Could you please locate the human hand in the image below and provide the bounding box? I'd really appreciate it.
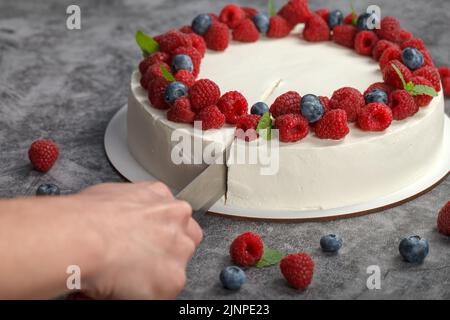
[75,182,202,299]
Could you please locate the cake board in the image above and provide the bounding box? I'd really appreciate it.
[104,105,450,222]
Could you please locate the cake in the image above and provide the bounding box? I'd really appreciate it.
[127,1,447,212]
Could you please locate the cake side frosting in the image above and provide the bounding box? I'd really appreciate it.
[128,71,235,190]
[226,92,445,210]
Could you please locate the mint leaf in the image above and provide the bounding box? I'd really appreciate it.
[405,82,415,92]
[268,0,277,17]
[390,63,437,98]
[257,112,272,140]
[350,2,358,26]
[256,248,284,268]
[160,65,175,82]
[135,31,160,57]
[391,63,407,89]
[410,85,438,97]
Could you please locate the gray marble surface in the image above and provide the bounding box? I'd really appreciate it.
[0,0,449,300]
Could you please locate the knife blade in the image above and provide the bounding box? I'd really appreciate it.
[176,152,227,214]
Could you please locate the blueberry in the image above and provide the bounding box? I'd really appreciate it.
[320,234,343,253]
[191,14,212,35]
[251,102,269,116]
[171,54,193,73]
[220,266,246,290]
[356,13,373,31]
[36,184,60,196]
[300,94,325,123]
[252,13,269,34]
[365,89,388,104]
[399,235,429,264]
[164,82,188,105]
[327,10,344,30]
[402,47,424,70]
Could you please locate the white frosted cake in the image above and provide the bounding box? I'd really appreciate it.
[128,1,448,213]
[128,31,446,211]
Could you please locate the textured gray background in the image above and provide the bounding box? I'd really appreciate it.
[0,0,449,300]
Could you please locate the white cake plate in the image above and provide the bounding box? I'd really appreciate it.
[105,105,450,221]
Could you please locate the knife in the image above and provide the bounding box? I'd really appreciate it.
[176,151,227,214]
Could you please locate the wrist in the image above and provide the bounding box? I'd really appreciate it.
[61,195,108,293]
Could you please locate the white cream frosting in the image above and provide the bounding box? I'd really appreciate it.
[127,30,446,211]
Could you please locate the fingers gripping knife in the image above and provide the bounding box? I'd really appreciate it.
[176,152,227,215]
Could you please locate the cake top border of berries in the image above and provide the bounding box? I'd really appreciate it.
[136,0,445,144]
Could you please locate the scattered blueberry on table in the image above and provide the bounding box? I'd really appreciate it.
[399,235,429,264]
[36,184,60,196]
[220,266,246,290]
[320,234,343,253]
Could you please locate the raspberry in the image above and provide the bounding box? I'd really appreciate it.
[232,18,259,43]
[155,31,192,55]
[242,7,259,19]
[410,76,435,107]
[319,96,330,112]
[364,82,394,97]
[189,33,207,57]
[329,87,365,122]
[179,25,193,34]
[278,0,311,26]
[189,79,221,110]
[379,46,402,70]
[217,91,249,125]
[315,8,330,22]
[235,115,261,142]
[389,90,419,120]
[302,14,330,42]
[413,66,441,92]
[382,60,412,90]
[138,52,170,75]
[270,91,301,118]
[195,105,225,130]
[438,67,450,79]
[398,29,413,43]
[400,38,426,51]
[443,77,450,97]
[354,31,379,56]
[280,253,314,290]
[167,97,196,124]
[229,232,264,267]
[148,77,170,109]
[376,16,401,42]
[204,22,230,52]
[437,202,450,237]
[421,49,435,67]
[315,109,349,140]
[357,103,393,131]
[267,16,293,39]
[209,13,220,23]
[140,62,170,89]
[275,114,309,143]
[28,140,59,173]
[372,40,398,61]
[171,46,202,77]
[174,70,195,88]
[332,25,358,48]
[219,4,246,29]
